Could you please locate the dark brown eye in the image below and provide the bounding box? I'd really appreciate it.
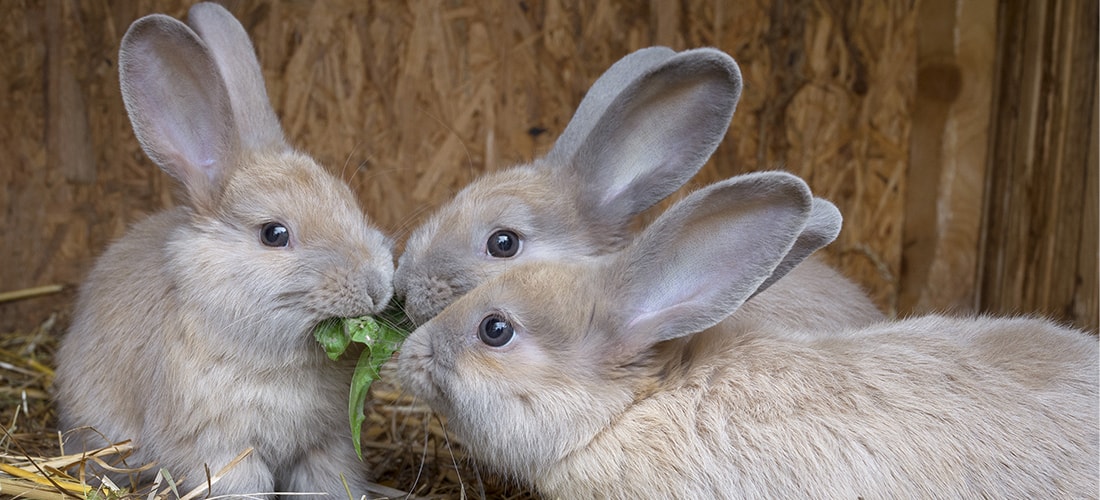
[260,222,290,247]
[479,315,515,347]
[487,229,520,258]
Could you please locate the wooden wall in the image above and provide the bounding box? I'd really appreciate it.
[1,0,1096,333]
[977,0,1098,329]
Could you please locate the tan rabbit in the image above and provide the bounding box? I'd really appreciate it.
[394,46,883,329]
[397,171,1099,499]
[53,3,391,497]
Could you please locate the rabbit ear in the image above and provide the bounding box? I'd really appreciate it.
[605,172,814,346]
[119,14,239,210]
[751,197,843,298]
[185,2,287,152]
[550,48,743,231]
[545,46,676,164]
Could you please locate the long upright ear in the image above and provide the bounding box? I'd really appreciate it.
[119,14,239,210]
[551,48,743,231]
[751,197,843,297]
[545,46,676,164]
[186,2,287,152]
[604,172,813,345]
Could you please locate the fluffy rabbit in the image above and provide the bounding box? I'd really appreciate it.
[397,171,1099,498]
[54,4,392,497]
[394,46,883,329]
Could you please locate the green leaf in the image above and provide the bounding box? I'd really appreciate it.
[313,317,351,361]
[346,316,381,344]
[347,316,407,459]
[316,305,412,460]
[349,347,373,460]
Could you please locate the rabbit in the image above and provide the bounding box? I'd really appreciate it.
[396,170,1099,499]
[53,3,392,497]
[393,46,883,330]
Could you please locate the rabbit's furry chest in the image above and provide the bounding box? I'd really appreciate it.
[152,328,351,452]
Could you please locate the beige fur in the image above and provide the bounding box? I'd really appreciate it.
[394,46,882,333]
[53,4,390,497]
[397,172,1098,498]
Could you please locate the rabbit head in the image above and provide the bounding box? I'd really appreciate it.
[120,4,393,333]
[394,47,743,324]
[397,171,830,482]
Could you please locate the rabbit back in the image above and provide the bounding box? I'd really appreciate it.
[541,315,1099,498]
[57,210,184,456]
[732,254,884,333]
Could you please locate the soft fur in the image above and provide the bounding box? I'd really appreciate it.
[397,172,1099,499]
[53,4,391,497]
[394,46,883,330]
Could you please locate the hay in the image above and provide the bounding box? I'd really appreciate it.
[0,315,535,499]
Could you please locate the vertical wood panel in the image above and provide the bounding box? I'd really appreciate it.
[900,0,996,315]
[979,0,1099,331]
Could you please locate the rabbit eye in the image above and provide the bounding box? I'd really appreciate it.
[479,315,515,347]
[260,222,290,247]
[487,229,520,258]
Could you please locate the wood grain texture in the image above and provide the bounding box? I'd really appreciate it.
[978,0,1098,331]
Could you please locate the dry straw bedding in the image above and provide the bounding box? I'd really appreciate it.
[0,289,535,500]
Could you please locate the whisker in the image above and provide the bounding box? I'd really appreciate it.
[434,413,469,497]
[389,202,441,241]
[339,140,365,183]
[416,105,477,181]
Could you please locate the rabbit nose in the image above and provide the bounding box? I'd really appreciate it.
[372,253,399,307]
[363,273,393,315]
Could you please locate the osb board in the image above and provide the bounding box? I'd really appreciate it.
[0,0,917,334]
[978,0,1099,331]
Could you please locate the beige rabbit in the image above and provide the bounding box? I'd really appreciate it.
[394,46,883,330]
[53,3,391,497]
[397,171,1099,499]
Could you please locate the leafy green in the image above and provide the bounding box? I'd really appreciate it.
[314,317,351,361]
[313,310,410,459]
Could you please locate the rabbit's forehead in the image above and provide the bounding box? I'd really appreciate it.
[406,190,537,259]
[421,171,579,249]
[453,167,571,224]
[221,153,379,242]
[468,264,597,341]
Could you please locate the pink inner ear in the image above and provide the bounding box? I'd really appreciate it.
[120,19,239,202]
[624,275,754,344]
[607,172,813,346]
[189,156,222,184]
[573,52,741,224]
